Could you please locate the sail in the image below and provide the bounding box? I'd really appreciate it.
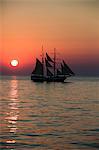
[45,58,52,67]
[46,53,53,62]
[63,60,75,75]
[32,58,43,75]
[57,69,62,75]
[47,68,53,76]
[61,64,70,75]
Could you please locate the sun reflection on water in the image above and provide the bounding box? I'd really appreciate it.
[5,79,19,146]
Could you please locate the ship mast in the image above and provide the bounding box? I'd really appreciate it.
[54,48,56,77]
[42,45,44,76]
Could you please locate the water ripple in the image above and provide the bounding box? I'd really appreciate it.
[0,77,99,150]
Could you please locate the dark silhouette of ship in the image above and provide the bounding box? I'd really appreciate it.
[31,48,75,82]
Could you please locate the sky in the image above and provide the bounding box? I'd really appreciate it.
[0,0,99,76]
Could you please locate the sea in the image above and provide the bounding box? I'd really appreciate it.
[0,76,99,150]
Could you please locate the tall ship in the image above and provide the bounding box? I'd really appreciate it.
[31,48,75,82]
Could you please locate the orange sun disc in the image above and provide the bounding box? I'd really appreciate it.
[10,60,19,67]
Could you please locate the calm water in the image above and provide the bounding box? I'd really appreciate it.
[0,76,99,150]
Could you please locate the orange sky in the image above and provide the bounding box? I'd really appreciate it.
[0,0,99,75]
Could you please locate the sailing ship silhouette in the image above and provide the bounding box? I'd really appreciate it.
[31,49,75,82]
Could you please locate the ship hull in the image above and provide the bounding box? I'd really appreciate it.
[46,76,66,82]
[31,75,67,82]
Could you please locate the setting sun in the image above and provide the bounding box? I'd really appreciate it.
[10,60,19,67]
